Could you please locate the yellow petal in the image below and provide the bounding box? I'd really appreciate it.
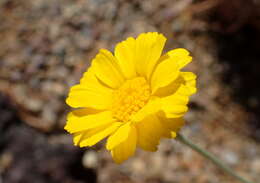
[115,37,137,79]
[180,72,197,95]
[167,48,192,69]
[111,125,137,163]
[106,122,131,150]
[65,110,115,133]
[131,97,161,122]
[160,85,190,118]
[153,76,182,97]
[66,84,113,110]
[159,116,185,134]
[92,49,125,89]
[73,132,85,146]
[66,68,114,109]
[79,122,122,147]
[151,56,180,94]
[72,125,109,146]
[136,114,166,151]
[162,105,188,118]
[135,32,166,79]
[153,71,196,97]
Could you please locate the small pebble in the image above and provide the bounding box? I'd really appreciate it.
[82,150,99,169]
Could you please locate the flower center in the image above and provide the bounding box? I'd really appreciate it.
[112,77,151,122]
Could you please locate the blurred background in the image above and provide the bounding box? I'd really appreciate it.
[0,0,260,182]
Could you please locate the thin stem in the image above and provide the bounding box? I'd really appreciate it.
[176,133,254,183]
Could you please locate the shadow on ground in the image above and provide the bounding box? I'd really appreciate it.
[0,93,97,183]
[213,25,260,140]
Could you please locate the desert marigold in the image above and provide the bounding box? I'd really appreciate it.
[65,32,196,163]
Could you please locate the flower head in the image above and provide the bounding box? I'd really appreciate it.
[65,32,196,163]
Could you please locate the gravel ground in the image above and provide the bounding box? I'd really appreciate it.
[0,0,260,183]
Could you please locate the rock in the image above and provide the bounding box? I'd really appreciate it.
[220,150,239,166]
[82,150,99,169]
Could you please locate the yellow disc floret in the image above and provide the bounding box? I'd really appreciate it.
[112,77,151,122]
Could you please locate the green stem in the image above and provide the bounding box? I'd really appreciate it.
[176,133,254,183]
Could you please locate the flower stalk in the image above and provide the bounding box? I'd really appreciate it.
[176,133,254,183]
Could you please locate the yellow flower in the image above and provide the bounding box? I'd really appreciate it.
[65,32,196,163]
